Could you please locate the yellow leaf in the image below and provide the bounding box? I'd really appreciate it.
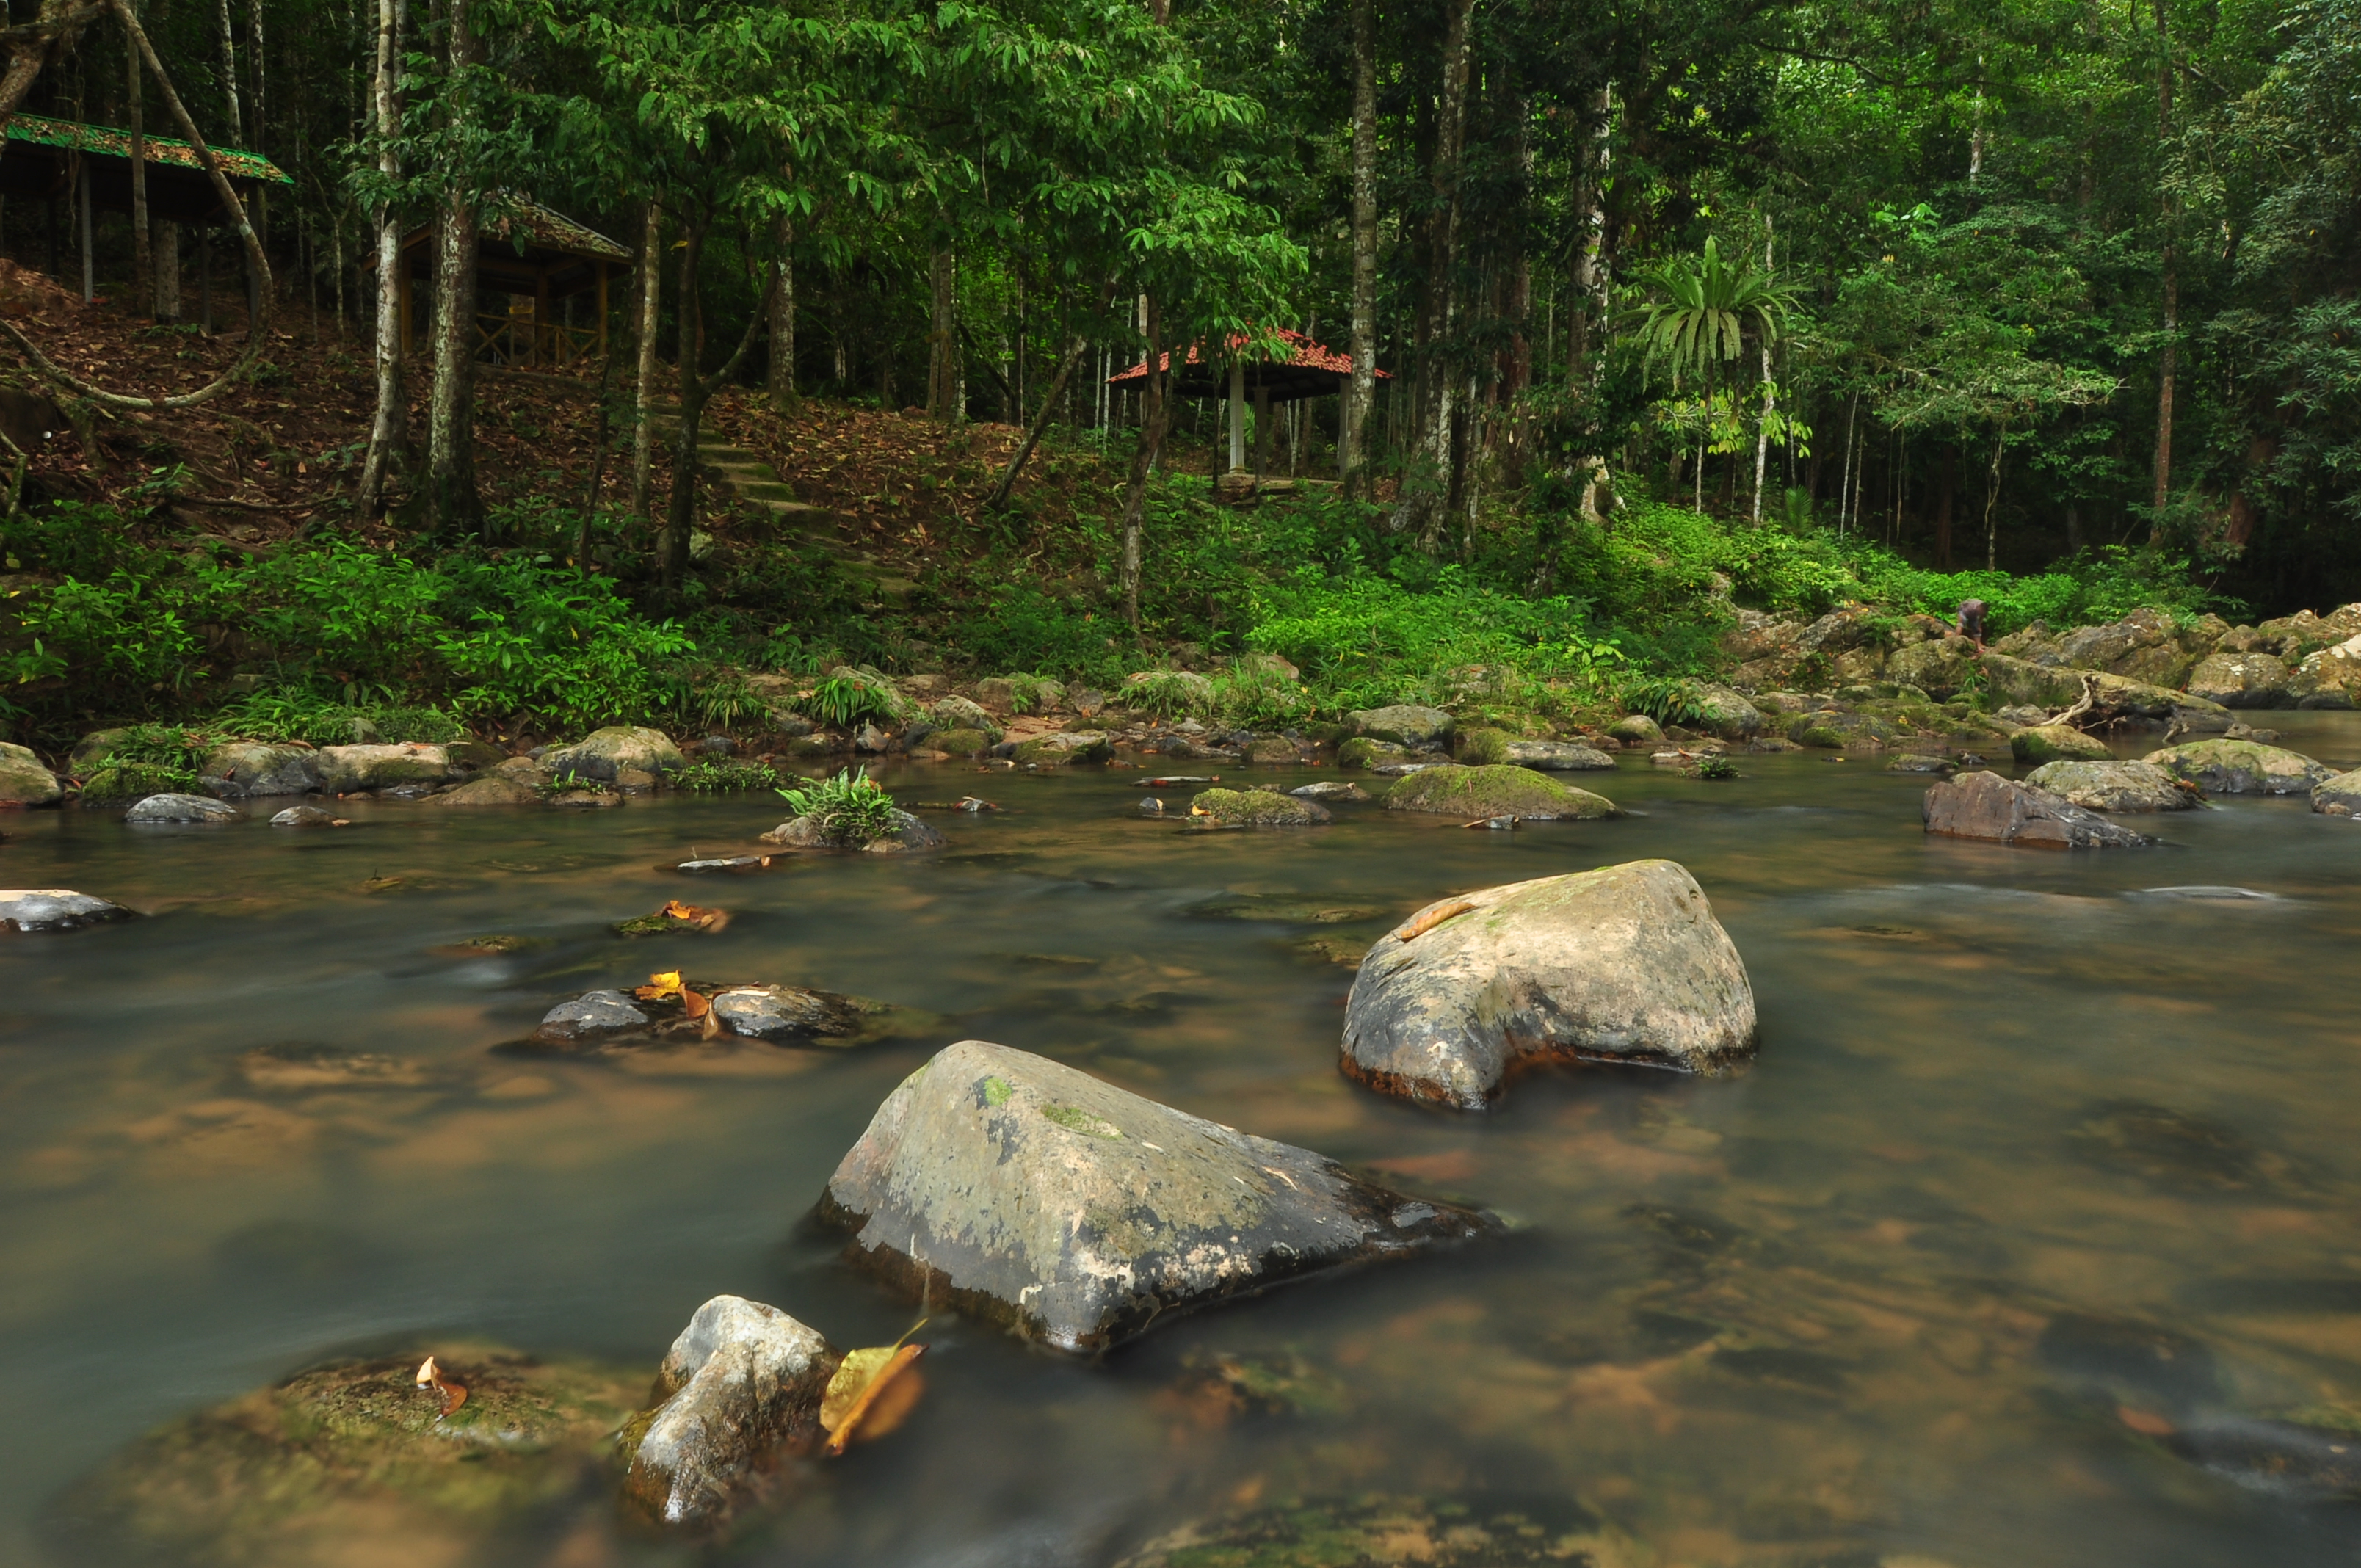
[413,1355,468,1418]
[821,1323,928,1455]
[635,970,683,1001]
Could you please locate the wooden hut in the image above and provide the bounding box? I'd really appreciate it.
[1109,327,1386,483]
[374,200,632,370]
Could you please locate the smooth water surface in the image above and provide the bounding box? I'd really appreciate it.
[6,719,2361,1567]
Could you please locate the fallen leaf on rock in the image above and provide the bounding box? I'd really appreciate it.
[2118,1405,2176,1437]
[822,1324,928,1455]
[1394,898,1477,943]
[681,986,711,1020]
[636,970,684,1001]
[414,1355,468,1418]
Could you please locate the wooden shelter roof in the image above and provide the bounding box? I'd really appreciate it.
[1109,327,1386,403]
[0,113,290,227]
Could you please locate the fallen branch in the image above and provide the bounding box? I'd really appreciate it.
[0,0,272,410]
[2043,672,2100,730]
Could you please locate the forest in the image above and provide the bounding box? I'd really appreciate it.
[0,0,2356,738]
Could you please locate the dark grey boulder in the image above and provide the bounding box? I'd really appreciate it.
[708,984,863,1040]
[199,741,321,798]
[621,1295,839,1527]
[1341,860,1757,1110]
[533,990,648,1042]
[1923,771,2154,849]
[125,792,239,823]
[816,1039,1494,1351]
[0,888,134,932]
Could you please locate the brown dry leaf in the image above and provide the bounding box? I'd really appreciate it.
[635,970,684,1001]
[821,1324,929,1456]
[414,1355,468,1418]
[660,899,729,932]
[681,986,711,1020]
[2117,1406,2176,1437]
[1394,898,1477,943]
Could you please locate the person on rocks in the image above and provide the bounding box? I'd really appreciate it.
[1956,598,1989,653]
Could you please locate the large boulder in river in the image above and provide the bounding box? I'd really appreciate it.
[1502,739,1617,771]
[427,773,541,807]
[314,743,456,794]
[2023,760,2200,813]
[1011,730,1113,766]
[1979,653,2233,731]
[620,1295,839,1527]
[0,888,133,931]
[1381,763,1617,821]
[2141,738,2332,795]
[1340,860,1757,1110]
[543,725,683,783]
[53,1346,642,1565]
[1687,683,1765,738]
[1345,704,1454,748]
[2056,607,2208,689]
[1923,772,2155,849]
[1188,788,1330,827]
[2186,652,2292,708]
[2288,633,2361,708]
[2010,723,2111,764]
[197,741,319,798]
[0,740,61,806]
[2313,769,2361,816]
[816,1039,1495,1351]
[1884,636,1982,699]
[1606,713,1662,745]
[126,792,239,823]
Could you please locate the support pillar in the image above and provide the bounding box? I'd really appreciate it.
[1227,359,1245,472]
[1253,385,1273,478]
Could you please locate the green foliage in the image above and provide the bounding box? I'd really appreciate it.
[79,761,197,800]
[673,757,783,792]
[1618,675,1711,727]
[797,674,902,729]
[1691,754,1740,780]
[212,691,466,747]
[1211,664,1309,728]
[1001,672,1061,716]
[1125,670,1211,719]
[776,766,901,846]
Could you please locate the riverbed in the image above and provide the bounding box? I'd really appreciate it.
[5,717,2360,1567]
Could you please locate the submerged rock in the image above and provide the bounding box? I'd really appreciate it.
[126,792,239,823]
[2023,760,2200,813]
[761,808,946,853]
[269,804,342,827]
[1887,753,1958,775]
[1289,780,1371,802]
[620,1295,839,1528]
[532,989,649,1042]
[1341,860,1757,1109]
[816,1039,1495,1351]
[2010,723,2111,763]
[1187,788,1331,827]
[2313,767,2361,816]
[53,1346,642,1567]
[0,888,134,932]
[1501,739,1617,771]
[0,740,62,806]
[1114,1494,1606,1568]
[543,725,685,783]
[1923,772,2155,849]
[1345,703,1454,748]
[1381,763,1617,821]
[198,741,320,799]
[2143,738,2334,795]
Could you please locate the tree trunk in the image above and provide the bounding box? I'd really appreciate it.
[631,200,661,524]
[2151,0,2175,520]
[767,209,795,411]
[926,242,957,423]
[152,217,178,319]
[1390,0,1476,540]
[662,217,707,592]
[1341,0,1376,494]
[1983,425,2006,570]
[1567,81,1609,389]
[355,0,405,514]
[989,277,1114,509]
[425,0,481,537]
[1751,341,1772,521]
[1117,296,1166,627]
[214,0,241,141]
[125,1,148,311]
[0,0,102,141]
[1934,444,1956,569]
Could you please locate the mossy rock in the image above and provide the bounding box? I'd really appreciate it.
[1606,713,1662,745]
[1337,736,1410,769]
[1381,763,1618,821]
[2012,723,2112,763]
[2144,738,2335,794]
[1188,788,1332,827]
[1453,726,1513,765]
[77,761,194,803]
[51,1347,644,1567]
[1115,1494,1609,1567]
[929,727,995,758]
[1011,731,1113,766]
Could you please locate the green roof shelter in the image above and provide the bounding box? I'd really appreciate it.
[0,112,289,225]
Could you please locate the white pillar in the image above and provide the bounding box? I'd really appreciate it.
[1228,360,1245,472]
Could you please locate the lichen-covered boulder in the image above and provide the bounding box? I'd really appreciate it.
[2023,760,2200,813]
[1290,780,1371,802]
[314,743,455,794]
[1978,653,2233,730]
[1923,771,2155,849]
[1345,704,1454,748]
[927,727,995,758]
[1606,713,1663,746]
[2011,723,2111,763]
[816,1039,1495,1350]
[543,726,683,784]
[2142,738,2334,795]
[1010,730,1113,766]
[126,792,239,823]
[0,740,61,806]
[2288,633,2361,708]
[52,1347,642,1567]
[427,774,541,807]
[1338,736,1410,769]
[0,888,133,932]
[1688,683,1766,738]
[620,1296,839,1528]
[1340,861,1756,1110]
[2258,603,2361,659]
[1502,740,1617,771]
[2186,652,2292,708]
[1884,636,1982,699]
[1187,788,1331,827]
[2054,608,2207,688]
[2313,768,2361,817]
[927,694,1002,740]
[761,808,946,853]
[198,741,319,799]
[1381,763,1617,821]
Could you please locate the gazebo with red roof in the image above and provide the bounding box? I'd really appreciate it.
[1109,327,1385,481]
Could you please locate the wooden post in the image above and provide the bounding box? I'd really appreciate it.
[1227,360,1245,472]
[595,261,609,357]
[534,266,550,367]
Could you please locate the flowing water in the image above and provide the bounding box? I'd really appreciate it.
[5,718,2361,1567]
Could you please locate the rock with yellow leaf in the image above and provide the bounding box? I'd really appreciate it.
[817,1039,1496,1351]
[620,1295,840,1528]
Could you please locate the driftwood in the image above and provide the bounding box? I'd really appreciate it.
[2042,672,2102,730]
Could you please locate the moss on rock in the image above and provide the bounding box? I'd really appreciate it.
[2011,723,2112,763]
[1337,736,1410,769]
[1453,727,1512,765]
[929,727,995,758]
[1381,763,1618,821]
[1188,788,1332,827]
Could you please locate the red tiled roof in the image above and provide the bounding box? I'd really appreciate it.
[1108,327,1386,387]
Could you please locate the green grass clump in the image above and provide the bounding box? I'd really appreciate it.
[777,766,901,846]
[79,761,197,801]
[1125,670,1211,719]
[797,672,906,729]
[673,758,783,792]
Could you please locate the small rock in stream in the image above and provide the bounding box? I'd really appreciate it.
[125,792,239,824]
[0,888,134,932]
[269,805,344,827]
[816,1039,1495,1351]
[1289,780,1371,802]
[532,990,649,1042]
